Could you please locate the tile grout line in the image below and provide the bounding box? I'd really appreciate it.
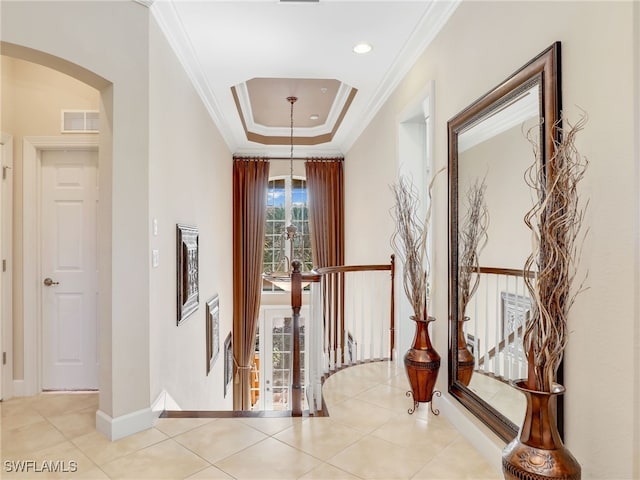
[2,362,499,479]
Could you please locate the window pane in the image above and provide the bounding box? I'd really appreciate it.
[263,176,309,291]
[267,179,286,208]
[266,207,285,222]
[292,180,307,208]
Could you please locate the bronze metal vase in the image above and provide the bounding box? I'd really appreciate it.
[404,316,440,403]
[502,380,581,480]
[457,316,474,386]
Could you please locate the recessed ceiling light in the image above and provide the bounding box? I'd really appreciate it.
[353,42,373,54]
[309,114,320,121]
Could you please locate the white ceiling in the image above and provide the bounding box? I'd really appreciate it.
[149,0,459,157]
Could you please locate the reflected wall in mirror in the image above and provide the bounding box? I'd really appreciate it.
[448,43,560,442]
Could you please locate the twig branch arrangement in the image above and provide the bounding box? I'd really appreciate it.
[390,172,442,321]
[523,111,589,392]
[458,177,489,321]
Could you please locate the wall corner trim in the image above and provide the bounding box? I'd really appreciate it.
[151,389,182,413]
[95,407,158,441]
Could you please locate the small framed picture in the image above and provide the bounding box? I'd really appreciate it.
[177,224,199,325]
[206,295,220,375]
[224,332,233,397]
[500,291,532,340]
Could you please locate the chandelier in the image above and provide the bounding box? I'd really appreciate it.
[262,96,306,291]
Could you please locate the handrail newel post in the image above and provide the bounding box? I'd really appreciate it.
[390,254,395,361]
[290,260,303,416]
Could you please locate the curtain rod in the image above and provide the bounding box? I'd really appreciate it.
[233,156,343,162]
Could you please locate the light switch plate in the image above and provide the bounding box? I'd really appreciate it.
[152,249,159,268]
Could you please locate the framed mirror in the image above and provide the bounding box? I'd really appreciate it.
[448,43,561,442]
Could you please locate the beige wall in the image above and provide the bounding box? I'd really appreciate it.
[345,1,638,477]
[459,120,535,270]
[0,56,100,380]
[3,2,232,419]
[1,1,237,427]
[2,0,152,437]
[2,0,638,472]
[148,18,233,409]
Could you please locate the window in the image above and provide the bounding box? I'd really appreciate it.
[263,176,312,292]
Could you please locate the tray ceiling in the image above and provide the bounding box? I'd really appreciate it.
[148,0,459,156]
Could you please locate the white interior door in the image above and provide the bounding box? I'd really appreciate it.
[41,149,98,390]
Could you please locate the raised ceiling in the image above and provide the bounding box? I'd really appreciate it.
[232,77,357,146]
[148,0,459,157]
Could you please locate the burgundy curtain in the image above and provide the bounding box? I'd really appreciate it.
[306,158,345,359]
[305,159,345,268]
[232,157,269,410]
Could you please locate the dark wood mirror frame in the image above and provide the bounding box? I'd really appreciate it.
[447,42,561,442]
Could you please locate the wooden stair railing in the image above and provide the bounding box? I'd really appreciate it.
[476,324,525,382]
[313,255,396,365]
[289,256,395,415]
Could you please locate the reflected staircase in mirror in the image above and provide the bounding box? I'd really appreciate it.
[460,267,534,385]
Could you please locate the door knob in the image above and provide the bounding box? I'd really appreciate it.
[43,277,59,286]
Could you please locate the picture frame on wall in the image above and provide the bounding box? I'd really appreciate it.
[176,224,199,325]
[224,332,233,397]
[205,295,220,375]
[500,291,531,341]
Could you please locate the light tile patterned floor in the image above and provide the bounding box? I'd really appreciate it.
[1,361,501,479]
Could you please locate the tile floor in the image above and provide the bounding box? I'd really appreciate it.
[1,361,501,479]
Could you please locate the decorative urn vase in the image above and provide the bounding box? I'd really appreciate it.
[457,316,474,386]
[502,380,581,480]
[404,316,440,404]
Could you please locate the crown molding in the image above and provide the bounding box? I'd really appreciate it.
[340,0,461,152]
[233,145,343,159]
[150,1,238,151]
[150,0,459,155]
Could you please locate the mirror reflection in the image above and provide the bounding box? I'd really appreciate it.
[456,84,540,425]
[448,41,560,442]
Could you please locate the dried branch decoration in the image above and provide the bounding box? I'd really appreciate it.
[458,177,489,321]
[523,112,589,392]
[390,171,443,321]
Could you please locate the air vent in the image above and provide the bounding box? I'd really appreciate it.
[61,110,99,133]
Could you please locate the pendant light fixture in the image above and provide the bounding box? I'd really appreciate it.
[262,96,305,291]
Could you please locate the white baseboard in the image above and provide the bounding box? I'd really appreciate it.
[96,407,159,441]
[439,394,505,475]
